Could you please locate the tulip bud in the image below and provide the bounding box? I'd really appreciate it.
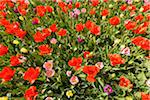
[114,39,121,44]
[111,73,116,78]
[7,11,12,15]
[109,4,113,8]
[20,48,28,53]
[134,0,140,2]
[139,7,144,12]
[102,16,106,20]
[126,96,133,100]
[19,16,24,21]
[120,45,125,49]
[13,40,19,45]
[128,60,133,64]
[120,13,124,18]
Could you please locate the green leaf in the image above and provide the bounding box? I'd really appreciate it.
[137,72,147,85]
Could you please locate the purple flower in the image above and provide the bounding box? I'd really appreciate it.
[77,37,84,43]
[70,12,75,17]
[14,8,19,13]
[104,85,113,95]
[126,0,132,4]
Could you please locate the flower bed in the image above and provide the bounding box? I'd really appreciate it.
[0,0,150,100]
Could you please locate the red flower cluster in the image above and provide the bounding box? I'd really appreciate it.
[85,20,94,30]
[0,67,15,82]
[32,17,40,25]
[17,0,29,15]
[90,25,100,35]
[132,36,150,50]
[58,2,69,13]
[120,4,127,11]
[91,0,100,7]
[108,54,125,66]
[0,1,14,11]
[24,86,38,100]
[68,57,82,70]
[109,16,120,26]
[142,4,150,12]
[0,44,8,56]
[119,76,133,88]
[49,23,58,32]
[76,23,84,32]
[85,20,100,35]
[23,67,40,84]
[89,8,96,15]
[128,5,136,11]
[57,28,67,36]
[0,18,27,39]
[101,9,109,16]
[141,93,150,100]
[33,29,51,43]
[75,2,81,8]
[83,51,93,59]
[36,5,53,17]
[10,55,22,66]
[83,66,100,82]
[125,21,136,30]
[33,23,61,42]
[135,14,144,21]
[0,10,7,18]
[38,44,53,55]
[133,22,149,34]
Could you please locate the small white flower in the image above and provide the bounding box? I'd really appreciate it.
[114,39,121,44]
[120,13,124,18]
[146,79,150,87]
[45,97,53,100]
[120,47,130,56]
[66,71,72,77]
[95,62,104,69]
[102,16,106,20]
[37,27,44,31]
[139,7,144,12]
[109,4,113,8]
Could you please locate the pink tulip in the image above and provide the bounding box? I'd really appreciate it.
[50,38,57,44]
[46,69,55,78]
[43,60,53,70]
[81,8,86,13]
[120,47,130,56]
[70,76,79,85]
[95,62,104,69]
[66,71,72,77]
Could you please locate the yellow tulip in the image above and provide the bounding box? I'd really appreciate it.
[20,48,28,53]
[102,16,106,20]
[19,16,24,21]
[0,97,8,100]
[126,96,133,100]
[13,40,20,45]
[134,0,140,2]
[66,90,73,98]
[7,11,12,15]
